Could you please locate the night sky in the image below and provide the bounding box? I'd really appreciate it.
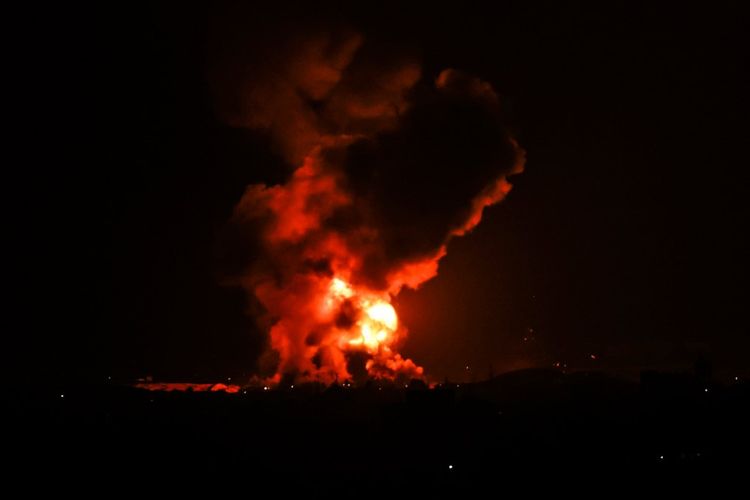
[27,1,747,384]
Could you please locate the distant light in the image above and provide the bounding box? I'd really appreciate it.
[60,394,64,399]
[291,385,294,389]
[227,377,231,382]
[243,390,247,395]
[465,365,470,370]
[704,388,709,393]
[448,465,453,470]
[659,455,664,460]
[590,354,597,360]
[735,377,739,381]
[263,386,269,391]
[107,376,111,381]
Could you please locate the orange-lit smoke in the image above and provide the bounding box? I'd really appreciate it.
[223,31,525,385]
[237,152,427,383]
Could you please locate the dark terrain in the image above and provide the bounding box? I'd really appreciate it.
[10,368,748,489]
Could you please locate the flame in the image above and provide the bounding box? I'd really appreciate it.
[329,277,354,301]
[326,276,404,364]
[342,293,398,350]
[364,302,398,332]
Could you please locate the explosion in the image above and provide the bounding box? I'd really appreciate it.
[240,152,428,384]
[215,28,525,385]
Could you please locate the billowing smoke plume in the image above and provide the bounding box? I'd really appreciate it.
[215,28,524,384]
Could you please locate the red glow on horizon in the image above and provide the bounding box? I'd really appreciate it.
[134,383,241,393]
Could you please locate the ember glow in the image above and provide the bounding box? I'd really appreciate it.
[223,31,525,385]
[134,383,241,393]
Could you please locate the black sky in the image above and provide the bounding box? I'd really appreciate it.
[24,1,747,383]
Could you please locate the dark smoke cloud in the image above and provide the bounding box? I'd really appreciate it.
[337,69,522,288]
[209,20,524,381]
[212,27,522,283]
[209,18,419,166]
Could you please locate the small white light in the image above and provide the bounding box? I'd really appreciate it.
[263,386,269,391]
[448,465,453,469]
[291,385,294,389]
[735,377,739,381]
[659,455,664,460]
[704,388,709,393]
[60,394,64,399]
